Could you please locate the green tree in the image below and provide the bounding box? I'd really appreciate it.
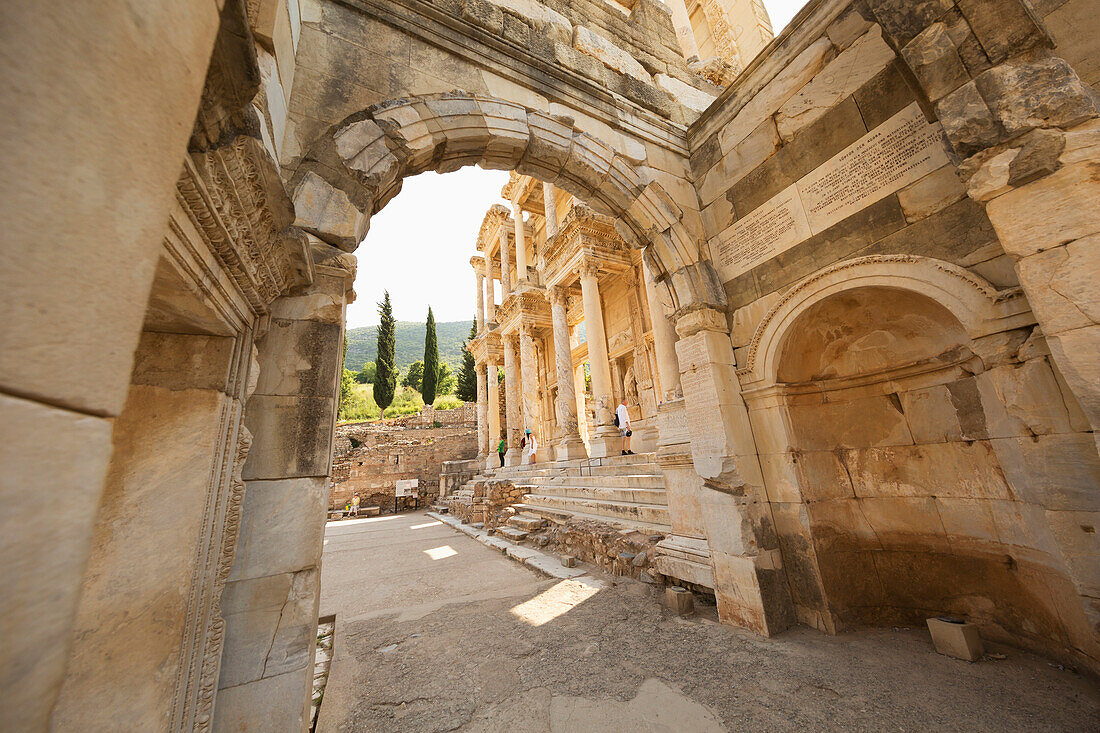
[373,291,397,417]
[354,360,376,384]
[436,362,456,395]
[456,319,477,402]
[338,368,357,420]
[402,360,424,390]
[421,307,439,405]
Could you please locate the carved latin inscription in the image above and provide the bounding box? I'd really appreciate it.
[716,103,951,282]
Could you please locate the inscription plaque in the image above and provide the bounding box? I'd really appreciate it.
[715,103,951,282]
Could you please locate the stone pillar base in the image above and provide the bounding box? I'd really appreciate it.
[633,419,660,454]
[586,430,621,458]
[485,454,503,471]
[504,448,522,467]
[554,438,588,461]
[711,549,794,637]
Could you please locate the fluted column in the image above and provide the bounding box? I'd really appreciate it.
[511,201,528,284]
[518,323,547,462]
[485,358,500,469]
[549,286,586,460]
[498,230,512,295]
[502,334,522,466]
[472,258,485,333]
[484,272,496,324]
[643,259,682,401]
[578,262,619,457]
[476,362,488,460]
[543,182,558,239]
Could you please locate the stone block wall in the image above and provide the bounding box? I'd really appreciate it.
[331,419,478,511]
[681,0,1100,669]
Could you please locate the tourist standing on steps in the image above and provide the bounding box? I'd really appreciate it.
[525,429,537,465]
[616,397,633,455]
[497,436,506,467]
[350,493,361,517]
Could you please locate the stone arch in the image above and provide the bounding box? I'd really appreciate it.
[287,91,715,313]
[737,255,1032,388]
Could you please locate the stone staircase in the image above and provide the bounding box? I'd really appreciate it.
[489,453,671,534]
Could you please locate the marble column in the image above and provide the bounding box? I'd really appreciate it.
[472,259,485,333]
[574,363,589,444]
[643,259,682,401]
[512,201,528,284]
[498,230,512,295]
[578,262,620,457]
[485,358,500,470]
[543,182,558,239]
[518,323,548,462]
[549,286,587,460]
[476,362,488,460]
[502,334,522,466]
[484,271,496,324]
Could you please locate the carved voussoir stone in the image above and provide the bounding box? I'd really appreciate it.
[518,111,575,183]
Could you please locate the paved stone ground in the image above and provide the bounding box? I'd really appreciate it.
[316,510,1099,732]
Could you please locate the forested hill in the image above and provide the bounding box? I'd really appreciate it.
[345,320,472,373]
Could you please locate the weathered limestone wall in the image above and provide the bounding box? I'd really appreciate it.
[0,3,226,728]
[331,417,478,510]
[679,0,1100,669]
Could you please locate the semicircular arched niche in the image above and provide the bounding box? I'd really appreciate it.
[737,254,1032,389]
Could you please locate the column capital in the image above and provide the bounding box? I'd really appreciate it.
[674,306,728,339]
[470,256,486,275]
[578,259,600,280]
[548,284,570,306]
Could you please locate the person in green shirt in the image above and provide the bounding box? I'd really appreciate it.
[497,436,506,467]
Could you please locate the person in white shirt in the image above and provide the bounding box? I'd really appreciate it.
[525,429,538,464]
[616,398,633,456]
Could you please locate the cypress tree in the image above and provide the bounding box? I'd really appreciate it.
[456,319,477,402]
[421,307,439,405]
[373,291,397,418]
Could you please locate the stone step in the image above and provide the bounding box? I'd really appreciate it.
[507,514,546,531]
[538,473,664,489]
[496,526,529,541]
[515,484,668,505]
[512,503,671,534]
[522,493,671,527]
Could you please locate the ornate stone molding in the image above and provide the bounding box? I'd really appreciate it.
[674,306,727,338]
[736,254,1032,385]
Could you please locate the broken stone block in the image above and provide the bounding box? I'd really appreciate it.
[867,0,953,46]
[975,58,1100,140]
[926,616,984,661]
[936,80,1004,156]
[1006,128,1065,187]
[561,555,577,567]
[955,0,1050,64]
[901,23,969,102]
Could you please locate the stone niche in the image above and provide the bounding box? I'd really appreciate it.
[750,285,1098,663]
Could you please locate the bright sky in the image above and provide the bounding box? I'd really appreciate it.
[346,168,511,328]
[345,1,808,329]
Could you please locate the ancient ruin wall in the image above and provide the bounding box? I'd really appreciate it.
[331,408,478,511]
